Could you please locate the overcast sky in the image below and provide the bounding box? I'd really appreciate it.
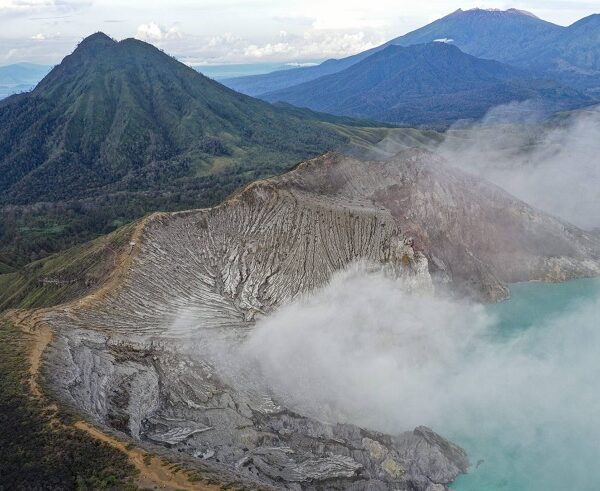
[1,0,599,66]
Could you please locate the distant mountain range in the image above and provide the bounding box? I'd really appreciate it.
[0,63,50,99]
[224,8,560,96]
[512,14,600,94]
[224,8,600,123]
[261,42,589,126]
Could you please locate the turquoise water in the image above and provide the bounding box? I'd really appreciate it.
[451,278,600,491]
[487,279,600,335]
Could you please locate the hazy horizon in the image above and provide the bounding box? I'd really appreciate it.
[1,1,599,66]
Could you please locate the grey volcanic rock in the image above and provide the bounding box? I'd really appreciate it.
[40,150,600,489]
[362,150,600,300]
[45,328,467,490]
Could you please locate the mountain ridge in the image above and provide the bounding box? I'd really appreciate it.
[261,42,589,126]
[14,148,600,490]
[223,8,564,97]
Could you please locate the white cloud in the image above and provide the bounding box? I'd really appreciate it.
[4,48,19,60]
[241,29,381,61]
[132,24,383,66]
[2,1,600,65]
[244,42,294,58]
[285,61,318,67]
[0,34,72,64]
[304,29,379,57]
[1,0,53,12]
[135,22,181,43]
[207,32,241,48]
[28,31,60,41]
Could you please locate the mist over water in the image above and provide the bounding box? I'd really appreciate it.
[239,266,600,491]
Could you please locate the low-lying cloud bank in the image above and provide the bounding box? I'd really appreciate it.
[237,266,600,490]
[437,103,600,231]
[359,102,600,231]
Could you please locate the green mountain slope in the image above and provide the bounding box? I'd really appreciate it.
[0,33,347,204]
[0,33,358,265]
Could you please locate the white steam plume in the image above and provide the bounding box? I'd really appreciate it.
[238,265,600,490]
[437,103,600,230]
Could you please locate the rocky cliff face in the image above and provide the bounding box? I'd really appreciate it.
[39,150,600,490]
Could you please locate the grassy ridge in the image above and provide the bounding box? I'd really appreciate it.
[327,124,444,155]
[0,221,136,311]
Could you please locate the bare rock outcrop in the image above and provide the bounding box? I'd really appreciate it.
[281,150,600,301]
[45,328,468,490]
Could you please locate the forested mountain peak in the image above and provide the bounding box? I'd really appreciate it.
[0,32,348,264]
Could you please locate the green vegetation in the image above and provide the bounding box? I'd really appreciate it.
[326,124,444,155]
[0,259,15,274]
[0,33,445,287]
[1,33,440,275]
[0,125,443,313]
[0,33,360,268]
[0,320,138,489]
[0,221,136,311]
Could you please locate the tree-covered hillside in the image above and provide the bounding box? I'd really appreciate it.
[0,33,354,266]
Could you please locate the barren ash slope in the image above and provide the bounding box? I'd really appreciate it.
[28,150,600,490]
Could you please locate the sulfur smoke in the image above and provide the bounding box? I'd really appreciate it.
[239,265,600,491]
[177,101,600,490]
[437,103,600,230]
[360,102,600,230]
